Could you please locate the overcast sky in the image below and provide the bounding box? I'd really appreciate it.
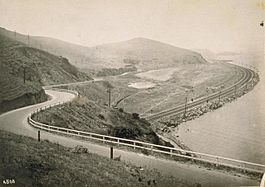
[0,0,264,53]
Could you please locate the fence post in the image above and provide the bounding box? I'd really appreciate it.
[215,157,219,167]
[38,130,40,142]
[243,163,246,173]
[110,147,113,159]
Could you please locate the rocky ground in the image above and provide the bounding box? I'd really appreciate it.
[152,72,259,151]
[156,73,259,131]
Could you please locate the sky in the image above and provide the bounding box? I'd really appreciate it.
[0,0,264,53]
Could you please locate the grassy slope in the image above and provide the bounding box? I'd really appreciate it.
[0,32,91,113]
[0,130,192,187]
[33,97,171,146]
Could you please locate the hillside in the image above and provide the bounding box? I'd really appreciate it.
[0,27,88,67]
[0,30,91,113]
[0,130,190,187]
[0,28,208,75]
[32,97,172,146]
[87,38,208,71]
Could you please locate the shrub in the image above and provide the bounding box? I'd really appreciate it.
[98,114,105,120]
[132,113,140,119]
[110,126,139,139]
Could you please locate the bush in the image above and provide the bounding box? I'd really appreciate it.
[110,126,140,139]
[132,113,140,119]
[98,114,105,120]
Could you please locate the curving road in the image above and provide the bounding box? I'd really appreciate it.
[0,90,260,186]
[0,75,260,186]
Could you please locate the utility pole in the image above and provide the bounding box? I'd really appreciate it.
[184,96,188,118]
[23,66,26,84]
[38,130,40,142]
[206,87,209,103]
[107,88,111,107]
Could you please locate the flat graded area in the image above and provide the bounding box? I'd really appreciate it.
[102,62,243,115]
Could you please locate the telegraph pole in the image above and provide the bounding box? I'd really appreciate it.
[206,87,209,103]
[184,96,188,118]
[107,88,111,107]
[23,66,26,84]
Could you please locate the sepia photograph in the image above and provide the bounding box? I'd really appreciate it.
[0,0,264,186]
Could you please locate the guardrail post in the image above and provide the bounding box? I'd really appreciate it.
[170,149,173,157]
[110,147,114,159]
[150,145,153,153]
[243,163,246,173]
[38,130,40,142]
[117,139,119,146]
[215,157,219,167]
[103,137,105,143]
[133,142,136,149]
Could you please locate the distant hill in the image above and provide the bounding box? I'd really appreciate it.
[0,28,208,74]
[0,29,91,113]
[87,38,208,71]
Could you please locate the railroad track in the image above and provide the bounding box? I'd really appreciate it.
[143,65,256,121]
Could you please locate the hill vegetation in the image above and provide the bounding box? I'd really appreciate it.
[33,97,171,146]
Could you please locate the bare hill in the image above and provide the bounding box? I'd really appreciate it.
[87,37,208,70]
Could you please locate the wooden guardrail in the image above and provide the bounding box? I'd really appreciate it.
[28,88,265,174]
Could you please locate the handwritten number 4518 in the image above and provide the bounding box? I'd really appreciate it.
[2,179,15,185]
